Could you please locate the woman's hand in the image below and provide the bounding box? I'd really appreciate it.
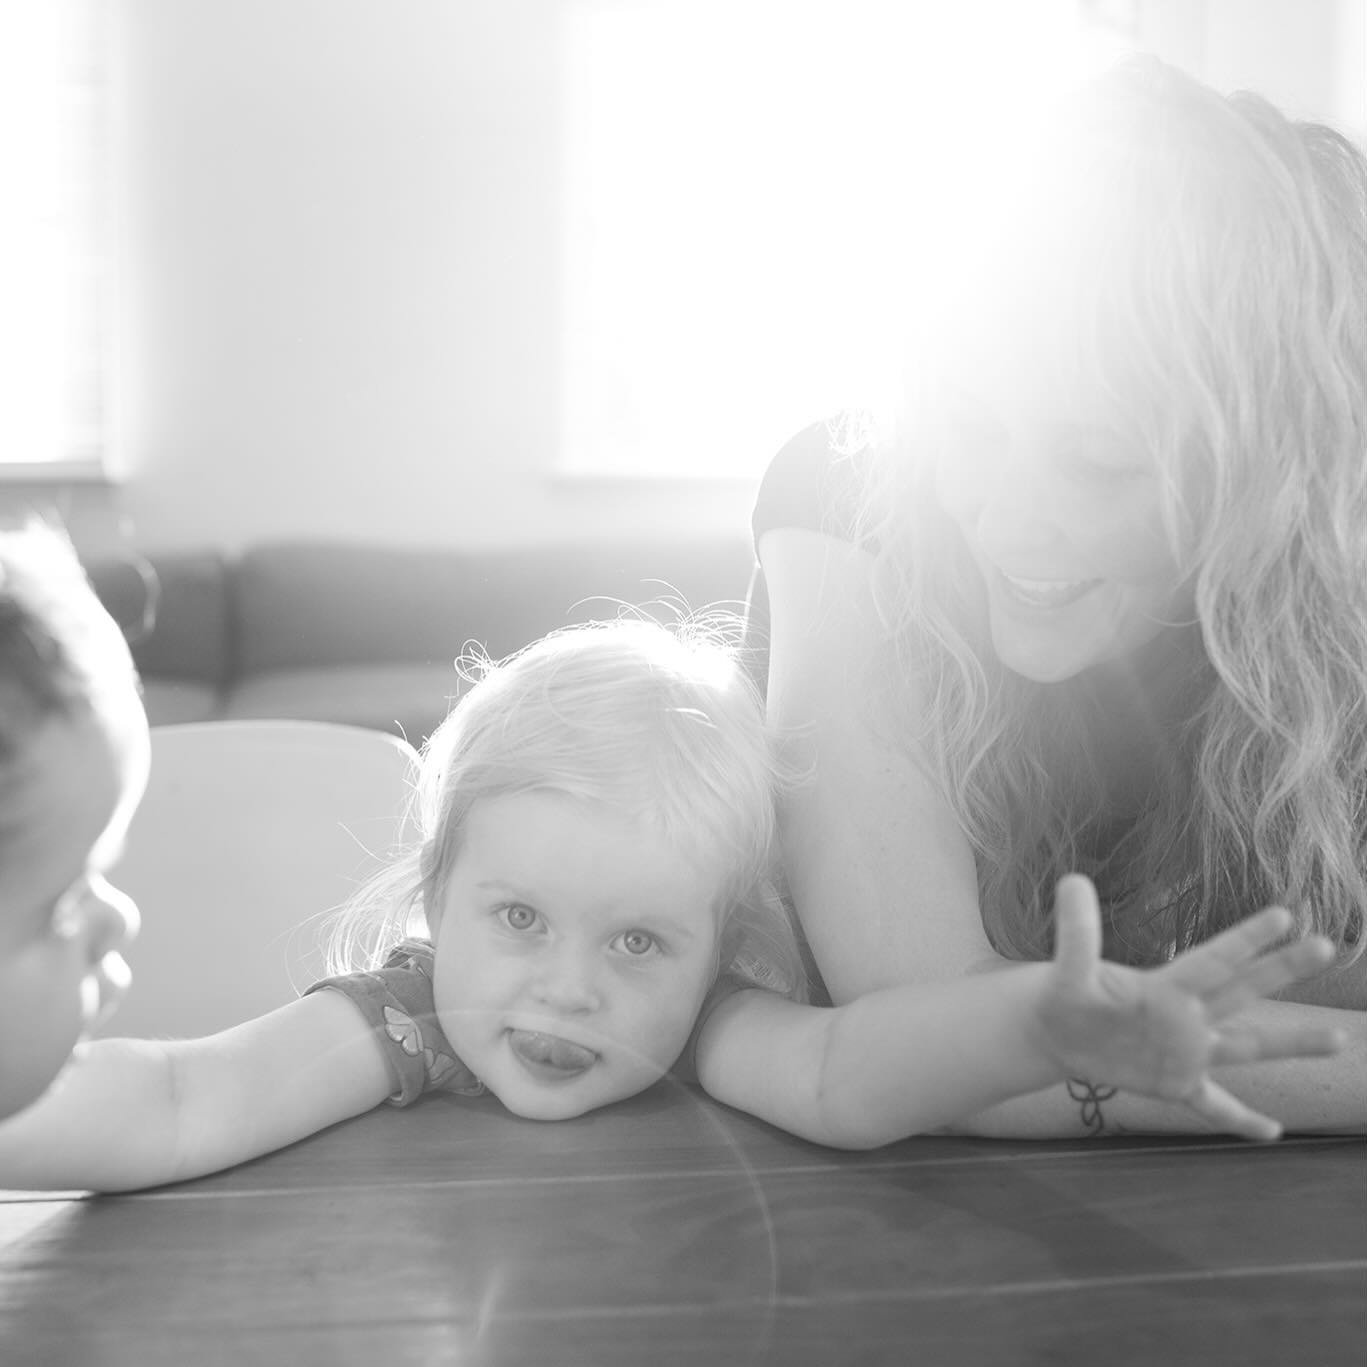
[1034,874,1344,1140]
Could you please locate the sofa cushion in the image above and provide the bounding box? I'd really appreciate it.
[139,678,223,727]
[233,539,756,675]
[223,663,463,746]
[132,550,235,687]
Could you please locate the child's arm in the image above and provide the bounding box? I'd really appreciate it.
[695,875,1343,1149]
[0,992,392,1191]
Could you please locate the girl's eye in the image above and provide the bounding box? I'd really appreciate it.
[613,929,660,958]
[501,904,540,933]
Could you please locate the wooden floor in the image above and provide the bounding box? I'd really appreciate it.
[1,1082,1363,1366]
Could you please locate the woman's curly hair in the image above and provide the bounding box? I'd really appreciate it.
[852,57,1367,965]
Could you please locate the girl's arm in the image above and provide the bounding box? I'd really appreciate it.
[0,991,392,1191]
[759,526,1367,1136]
[696,877,1342,1149]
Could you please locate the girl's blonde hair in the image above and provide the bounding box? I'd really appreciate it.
[326,615,807,998]
[854,57,1367,964]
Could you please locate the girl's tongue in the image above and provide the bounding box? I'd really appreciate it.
[508,1029,597,1074]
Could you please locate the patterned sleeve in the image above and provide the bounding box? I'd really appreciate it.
[306,941,486,1107]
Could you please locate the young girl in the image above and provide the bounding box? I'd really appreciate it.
[0,525,149,1121]
[0,615,1341,1189]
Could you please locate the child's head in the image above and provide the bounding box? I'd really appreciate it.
[0,526,149,1120]
[331,617,803,1119]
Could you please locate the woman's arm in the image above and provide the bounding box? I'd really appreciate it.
[949,999,1367,1138]
[696,879,1341,1148]
[697,963,1058,1148]
[759,526,1367,1136]
[759,527,993,998]
[0,991,392,1191]
[955,946,1367,1136]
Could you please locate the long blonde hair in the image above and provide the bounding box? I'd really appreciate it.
[326,615,808,998]
[855,58,1367,964]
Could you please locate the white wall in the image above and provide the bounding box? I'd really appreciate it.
[1200,0,1366,130]
[15,0,1363,555]
[98,0,750,553]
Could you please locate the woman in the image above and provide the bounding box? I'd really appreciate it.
[750,57,1367,1135]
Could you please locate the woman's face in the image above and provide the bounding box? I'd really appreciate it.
[933,357,1192,683]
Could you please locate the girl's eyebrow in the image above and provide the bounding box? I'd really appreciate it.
[629,916,699,944]
[474,880,535,899]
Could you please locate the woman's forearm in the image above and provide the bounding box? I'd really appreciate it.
[948,998,1367,1139]
[698,965,1067,1149]
[0,1038,183,1191]
[810,963,1063,1146]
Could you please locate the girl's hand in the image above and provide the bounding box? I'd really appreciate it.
[1035,874,1343,1141]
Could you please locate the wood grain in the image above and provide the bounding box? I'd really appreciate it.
[1,1085,1362,1366]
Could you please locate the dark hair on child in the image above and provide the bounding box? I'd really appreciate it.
[0,523,138,763]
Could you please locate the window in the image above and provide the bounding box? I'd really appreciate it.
[0,0,103,479]
[561,0,1135,479]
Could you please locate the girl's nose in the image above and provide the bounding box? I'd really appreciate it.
[532,948,603,1014]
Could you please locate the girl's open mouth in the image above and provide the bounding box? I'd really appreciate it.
[507,1029,598,1080]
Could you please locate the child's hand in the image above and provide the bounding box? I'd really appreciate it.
[1035,874,1343,1141]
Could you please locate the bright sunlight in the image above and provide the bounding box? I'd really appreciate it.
[560,0,1134,478]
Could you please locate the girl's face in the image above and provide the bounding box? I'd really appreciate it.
[429,790,722,1121]
[933,360,1192,683]
[0,692,149,1119]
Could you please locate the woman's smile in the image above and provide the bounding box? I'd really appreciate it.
[993,568,1104,611]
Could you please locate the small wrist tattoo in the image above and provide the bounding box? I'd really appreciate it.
[1066,1077,1119,1136]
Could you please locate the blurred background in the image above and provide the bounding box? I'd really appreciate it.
[1,0,1363,557]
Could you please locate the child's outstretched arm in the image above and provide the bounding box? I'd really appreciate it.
[0,992,393,1191]
[695,875,1343,1149]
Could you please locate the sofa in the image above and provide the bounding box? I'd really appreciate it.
[88,537,760,745]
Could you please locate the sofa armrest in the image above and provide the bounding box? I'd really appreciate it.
[93,549,235,689]
[233,538,758,675]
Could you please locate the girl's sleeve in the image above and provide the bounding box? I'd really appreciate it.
[306,942,486,1106]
